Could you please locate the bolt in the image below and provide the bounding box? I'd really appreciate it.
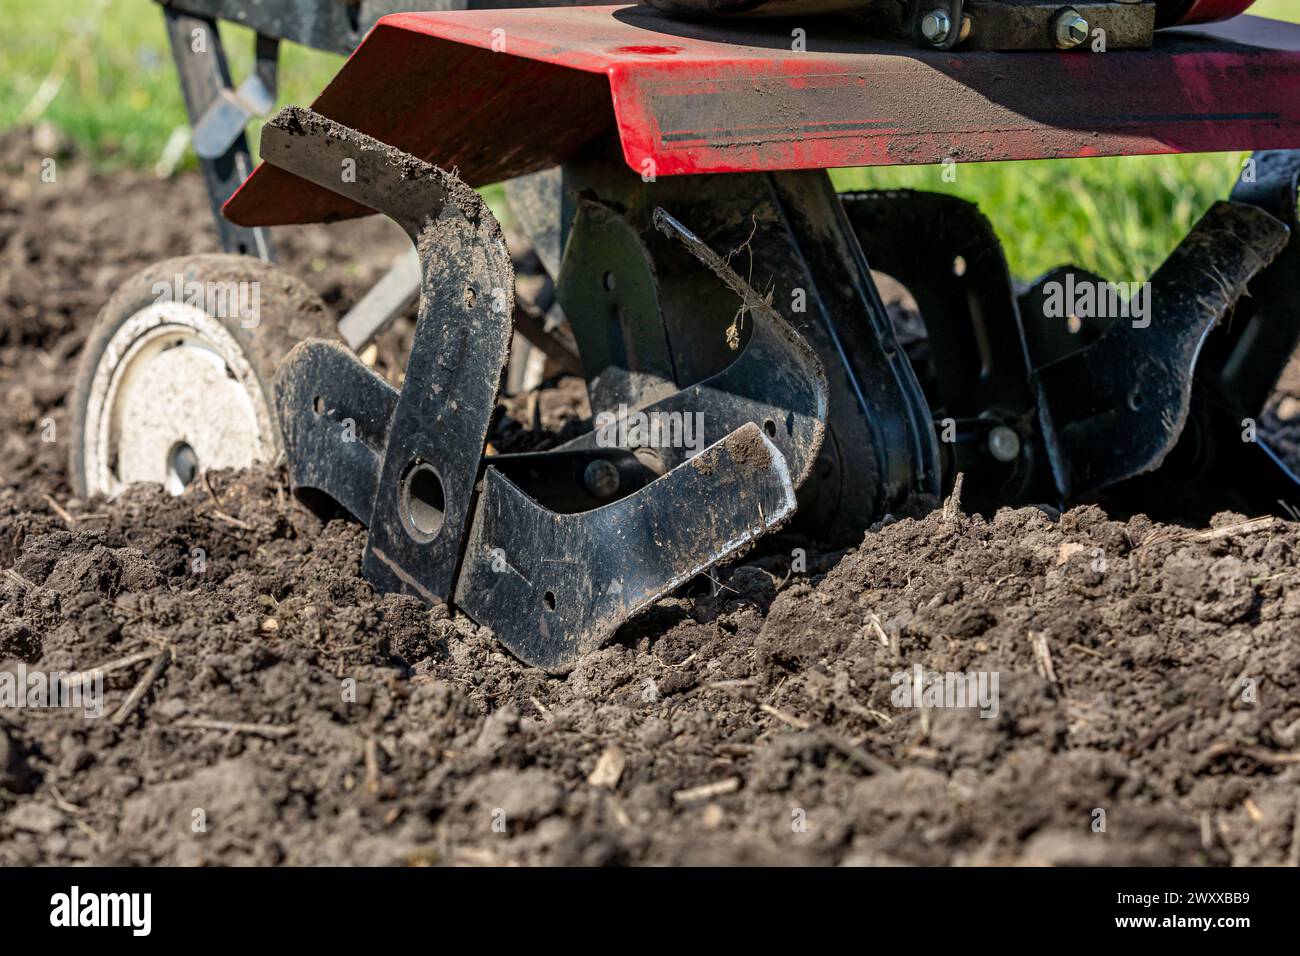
[1054,9,1090,50]
[583,458,621,499]
[987,425,1021,463]
[921,9,953,45]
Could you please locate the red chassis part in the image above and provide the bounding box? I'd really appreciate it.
[1176,1,1259,25]
[226,4,1300,228]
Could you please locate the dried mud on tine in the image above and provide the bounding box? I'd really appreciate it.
[4,129,1300,866]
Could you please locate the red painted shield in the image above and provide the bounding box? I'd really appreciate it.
[226,4,1300,228]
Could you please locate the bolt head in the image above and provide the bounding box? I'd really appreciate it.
[987,425,1022,464]
[583,458,621,499]
[921,9,953,45]
[1055,10,1090,49]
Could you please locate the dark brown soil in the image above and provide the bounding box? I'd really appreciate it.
[4,128,1300,866]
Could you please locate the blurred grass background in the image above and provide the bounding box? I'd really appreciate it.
[1,0,1296,283]
[0,0,342,169]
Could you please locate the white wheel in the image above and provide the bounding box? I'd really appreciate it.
[70,255,338,497]
[82,302,273,496]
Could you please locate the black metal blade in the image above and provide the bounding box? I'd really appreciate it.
[1035,200,1290,498]
[455,423,798,671]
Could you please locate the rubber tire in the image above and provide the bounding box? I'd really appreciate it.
[69,254,339,497]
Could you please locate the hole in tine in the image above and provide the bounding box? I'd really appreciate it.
[400,462,446,541]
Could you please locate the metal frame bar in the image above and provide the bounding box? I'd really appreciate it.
[162,6,272,259]
[159,0,581,357]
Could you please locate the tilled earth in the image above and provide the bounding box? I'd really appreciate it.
[3,128,1300,866]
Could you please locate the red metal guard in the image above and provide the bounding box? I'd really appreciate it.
[226,5,1300,227]
[1176,1,1260,25]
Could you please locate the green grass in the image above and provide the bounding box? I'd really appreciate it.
[0,0,341,170]
[2,0,1297,279]
[831,153,1253,285]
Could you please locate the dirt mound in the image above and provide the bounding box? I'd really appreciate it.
[4,469,1299,865]
[3,127,1300,866]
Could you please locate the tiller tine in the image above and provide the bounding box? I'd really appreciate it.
[553,208,829,487]
[1210,152,1300,413]
[261,108,827,671]
[1097,151,1300,521]
[1032,200,1291,499]
[454,424,796,669]
[844,181,1297,520]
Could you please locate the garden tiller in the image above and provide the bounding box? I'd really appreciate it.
[72,0,1300,669]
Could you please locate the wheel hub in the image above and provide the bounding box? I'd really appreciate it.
[82,301,273,496]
